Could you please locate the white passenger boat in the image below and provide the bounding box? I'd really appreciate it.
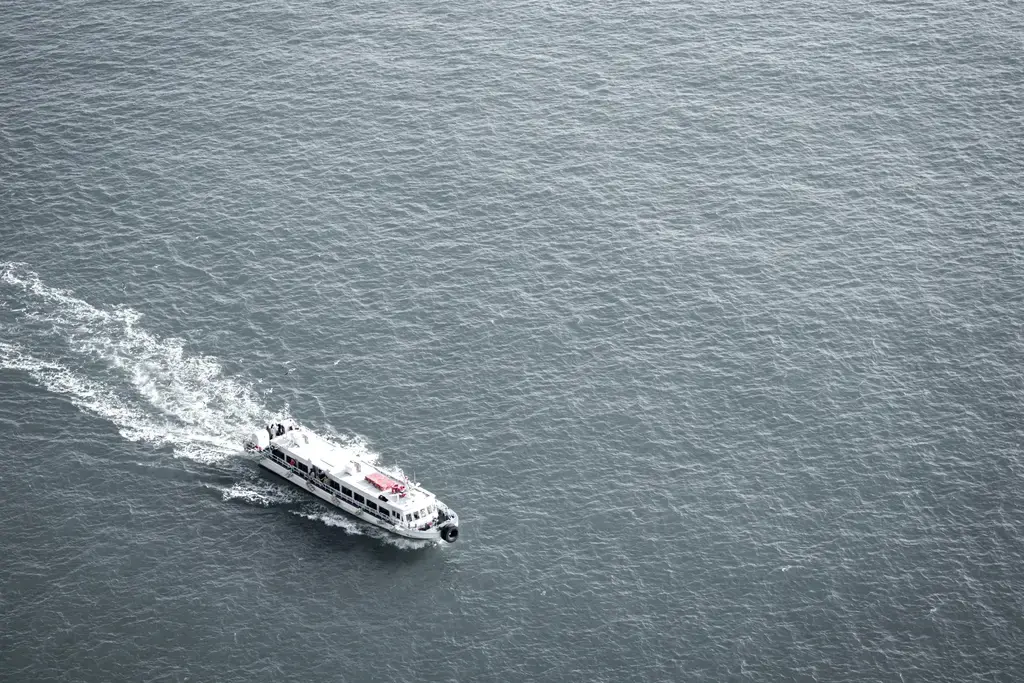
[244,422,459,543]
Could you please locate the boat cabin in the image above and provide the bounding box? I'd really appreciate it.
[265,428,441,529]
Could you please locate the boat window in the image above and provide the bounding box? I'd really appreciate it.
[341,487,352,497]
[354,493,365,504]
[392,510,400,518]
[406,513,412,521]
[329,480,339,491]
[296,462,308,473]
[413,511,420,520]
[367,501,377,511]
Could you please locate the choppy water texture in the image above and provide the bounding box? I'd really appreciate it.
[1,0,1022,681]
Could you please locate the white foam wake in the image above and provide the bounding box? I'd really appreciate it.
[0,262,273,462]
[0,263,418,544]
[291,508,438,550]
[210,480,305,507]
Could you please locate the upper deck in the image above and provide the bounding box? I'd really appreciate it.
[269,427,435,512]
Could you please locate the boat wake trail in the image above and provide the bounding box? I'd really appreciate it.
[0,262,272,463]
[0,263,412,541]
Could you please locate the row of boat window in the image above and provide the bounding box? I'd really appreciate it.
[273,450,435,523]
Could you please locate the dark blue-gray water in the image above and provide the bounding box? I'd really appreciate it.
[1,0,1022,681]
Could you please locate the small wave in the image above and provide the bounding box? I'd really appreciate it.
[291,508,437,550]
[292,509,366,534]
[212,481,303,507]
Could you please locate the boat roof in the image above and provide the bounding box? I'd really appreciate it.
[271,428,435,510]
[365,472,405,492]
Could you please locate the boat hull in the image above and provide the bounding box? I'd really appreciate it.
[258,458,448,542]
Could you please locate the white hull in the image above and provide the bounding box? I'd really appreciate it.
[259,458,447,542]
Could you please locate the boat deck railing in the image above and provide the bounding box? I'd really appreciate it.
[266,450,399,527]
[265,448,453,533]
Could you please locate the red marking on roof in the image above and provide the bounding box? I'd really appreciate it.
[365,472,406,493]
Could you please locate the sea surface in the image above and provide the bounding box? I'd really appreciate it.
[1,0,1022,681]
